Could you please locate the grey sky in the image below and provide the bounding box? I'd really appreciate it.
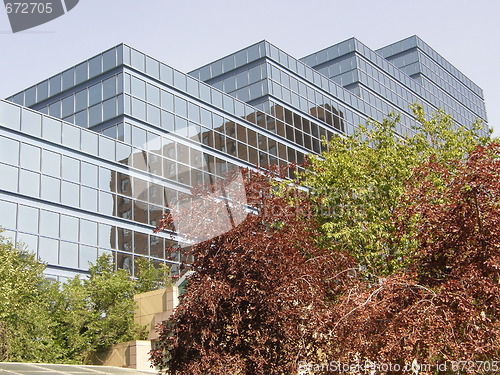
[0,0,498,135]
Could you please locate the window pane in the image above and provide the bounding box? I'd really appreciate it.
[62,123,81,150]
[40,175,60,202]
[0,101,21,129]
[80,245,97,270]
[61,181,80,207]
[81,163,98,188]
[62,156,80,183]
[20,143,40,171]
[19,169,40,197]
[41,150,61,177]
[38,237,59,265]
[0,137,19,166]
[98,223,114,249]
[17,232,38,255]
[42,117,62,143]
[75,89,87,112]
[40,210,59,238]
[99,191,114,216]
[81,186,98,212]
[60,215,79,242]
[80,219,97,246]
[21,109,42,137]
[61,96,74,118]
[17,205,39,233]
[89,83,102,106]
[0,200,17,230]
[60,241,78,268]
[81,130,98,154]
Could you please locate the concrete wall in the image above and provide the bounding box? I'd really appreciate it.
[91,286,179,370]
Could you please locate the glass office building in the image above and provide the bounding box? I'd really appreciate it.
[0,36,488,280]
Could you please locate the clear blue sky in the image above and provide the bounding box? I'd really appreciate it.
[1,0,498,136]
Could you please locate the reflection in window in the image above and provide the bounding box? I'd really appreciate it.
[99,191,115,216]
[18,232,38,255]
[134,232,148,255]
[80,245,97,271]
[98,223,115,249]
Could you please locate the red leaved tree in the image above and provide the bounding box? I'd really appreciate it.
[319,143,500,370]
[150,167,356,374]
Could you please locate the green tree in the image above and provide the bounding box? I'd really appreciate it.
[295,105,489,275]
[0,236,170,363]
[133,256,172,294]
[0,235,64,362]
[58,254,171,362]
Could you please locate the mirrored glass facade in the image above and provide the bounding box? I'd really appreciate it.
[1,37,488,280]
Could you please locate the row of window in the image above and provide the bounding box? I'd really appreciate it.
[36,74,123,126]
[0,199,178,270]
[8,45,123,107]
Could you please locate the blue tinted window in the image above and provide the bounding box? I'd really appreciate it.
[49,75,61,96]
[62,69,74,91]
[103,48,116,71]
[37,81,48,101]
[89,84,102,106]
[103,76,116,100]
[89,104,102,126]
[61,96,74,118]
[75,63,88,84]
[88,55,102,78]
[75,90,88,112]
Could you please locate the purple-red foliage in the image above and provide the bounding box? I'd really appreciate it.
[150,167,356,374]
[319,143,500,369]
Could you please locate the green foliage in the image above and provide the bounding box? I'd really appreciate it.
[58,255,143,362]
[0,236,64,362]
[297,105,490,275]
[0,239,170,364]
[133,256,172,294]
